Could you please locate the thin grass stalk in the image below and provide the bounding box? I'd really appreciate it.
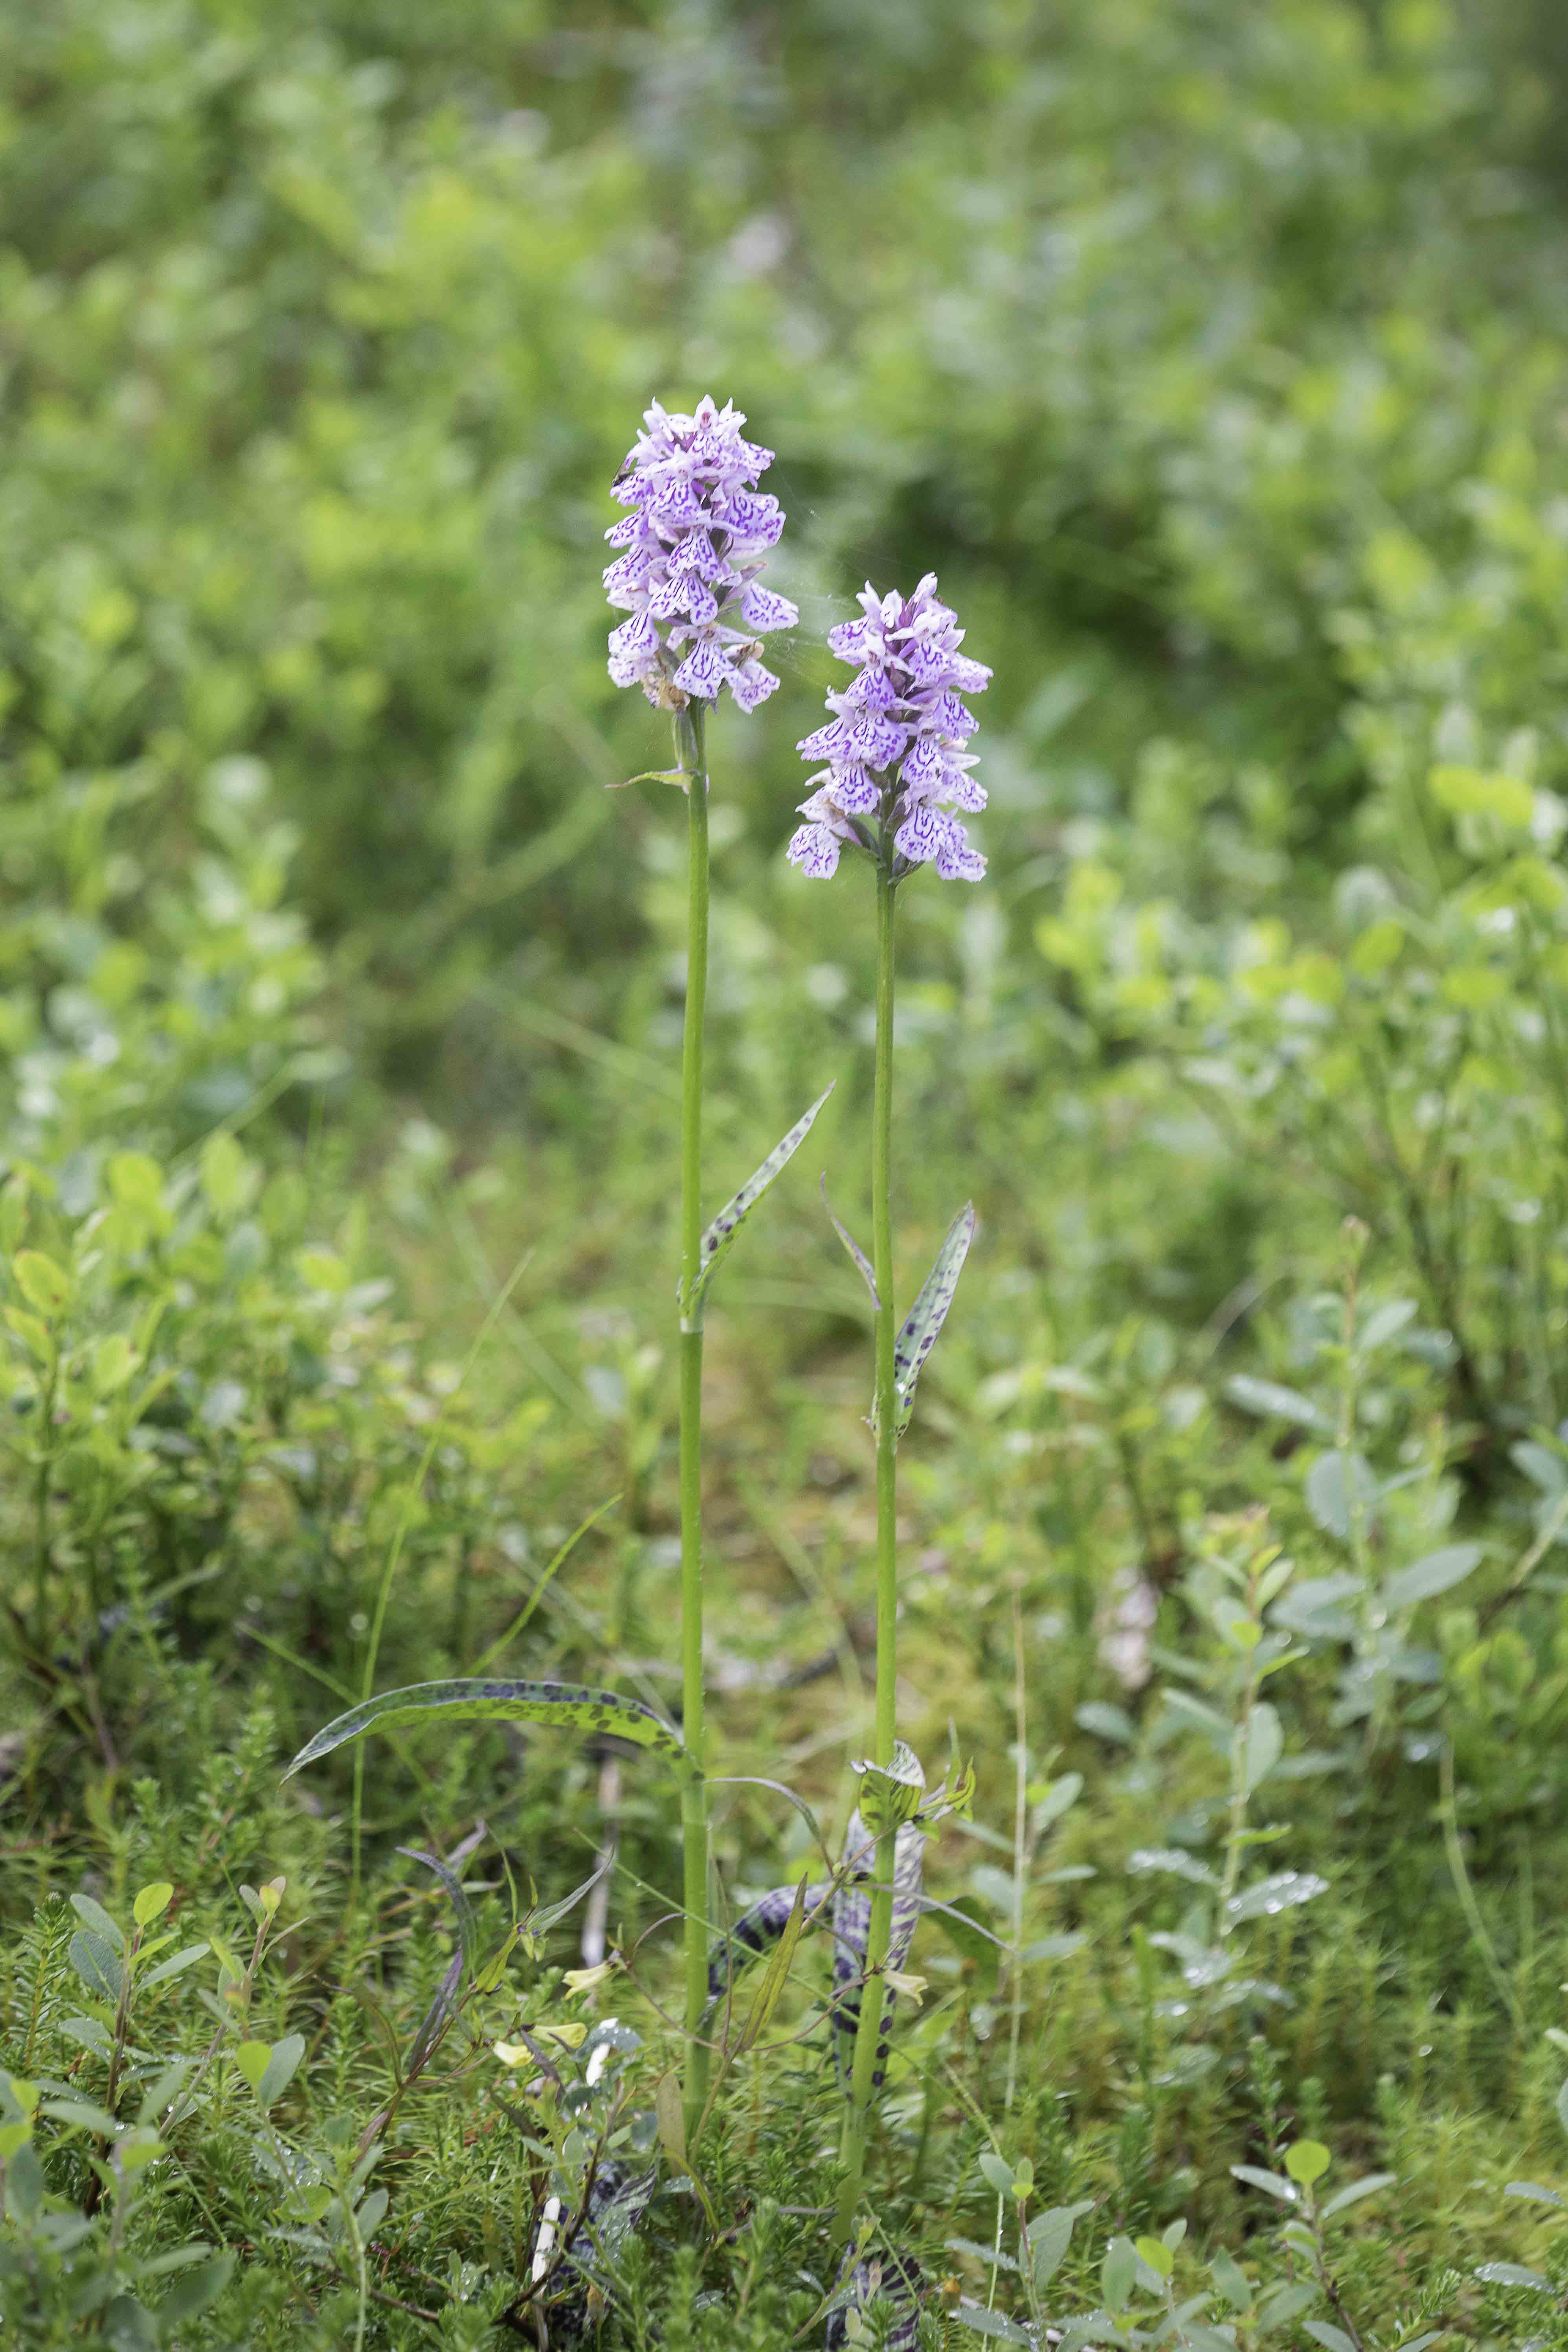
[834,856,899,2244]
[676,701,712,2136]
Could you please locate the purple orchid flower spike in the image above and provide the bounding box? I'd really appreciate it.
[604,394,797,713]
[787,574,991,883]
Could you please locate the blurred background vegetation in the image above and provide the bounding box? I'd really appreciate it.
[13,3,1568,2332]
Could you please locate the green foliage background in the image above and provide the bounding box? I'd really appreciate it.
[11,2,1568,2343]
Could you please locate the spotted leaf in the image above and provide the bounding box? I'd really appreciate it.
[285,1680,699,1782]
[875,1201,975,1441]
[685,1085,835,1328]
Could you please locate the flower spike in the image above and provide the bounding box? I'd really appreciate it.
[787,575,991,884]
[604,395,796,712]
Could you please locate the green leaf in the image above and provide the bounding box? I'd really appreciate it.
[1507,2181,1566,2209]
[71,1893,126,1953]
[1383,1543,1482,1611]
[1027,2203,1088,2290]
[876,1201,975,1440]
[69,1929,124,2004]
[12,1250,71,1317]
[398,1847,477,1979]
[851,1742,926,1834]
[1303,2325,1357,2352]
[952,2304,1033,2345]
[977,2150,1015,2198]
[354,2187,389,2239]
[1224,1871,1328,1924]
[654,2069,688,2176]
[1102,2233,1137,2312]
[1076,1700,1135,1744]
[1209,2249,1253,2311]
[1318,2171,1395,2217]
[132,1883,173,1929]
[1230,2164,1298,2203]
[138,1943,207,1991]
[235,2033,304,2108]
[1242,1702,1283,1796]
[40,2097,121,2135]
[1127,1847,1218,1888]
[1475,2261,1550,2290]
[930,1896,1001,1996]
[737,1878,808,2054]
[1254,2280,1317,2331]
[820,1174,878,1308]
[1135,2234,1173,2279]
[1223,1375,1332,1435]
[1305,1450,1377,1540]
[154,2255,235,2326]
[200,1132,259,1218]
[685,1085,835,1328]
[284,1678,699,1781]
[1284,2139,1331,2186]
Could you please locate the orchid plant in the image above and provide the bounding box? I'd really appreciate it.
[283,403,987,2333]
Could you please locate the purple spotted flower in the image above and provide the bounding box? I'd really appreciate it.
[604,395,797,712]
[787,575,991,883]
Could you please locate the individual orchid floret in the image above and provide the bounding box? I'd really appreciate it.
[604,395,797,712]
[786,575,991,884]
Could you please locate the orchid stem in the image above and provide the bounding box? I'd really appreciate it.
[676,701,712,2140]
[834,854,899,2249]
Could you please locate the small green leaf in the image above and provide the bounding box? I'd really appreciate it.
[1102,2233,1137,2312]
[233,2042,271,2094]
[1304,1450,1377,1541]
[1127,1847,1218,1887]
[929,1896,1002,1996]
[1135,2234,1173,2279]
[1507,2181,1566,2209]
[949,2305,1034,2343]
[1026,2202,1089,2290]
[1383,1543,1482,1611]
[820,1175,878,1308]
[155,2255,235,2327]
[12,1250,71,1317]
[1303,2326,1357,2352]
[737,1878,808,2055]
[850,1742,926,1835]
[1230,2163,1298,2203]
[235,2033,304,2108]
[685,1086,835,1328]
[1223,1375,1332,1435]
[69,1930,123,2005]
[70,1894,126,1953]
[1318,2171,1395,2217]
[654,2069,689,2175]
[876,1201,975,1441]
[1209,2249,1253,2310]
[1285,2139,1331,2187]
[977,2150,1015,2198]
[1474,2261,1550,2290]
[951,2303,1033,2345]
[1076,1700,1135,1744]
[1224,1870,1329,1924]
[132,1883,173,1930]
[285,1679,699,1781]
[40,2097,121,2136]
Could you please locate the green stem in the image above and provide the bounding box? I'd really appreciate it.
[834,857,899,2248]
[677,704,712,2139]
